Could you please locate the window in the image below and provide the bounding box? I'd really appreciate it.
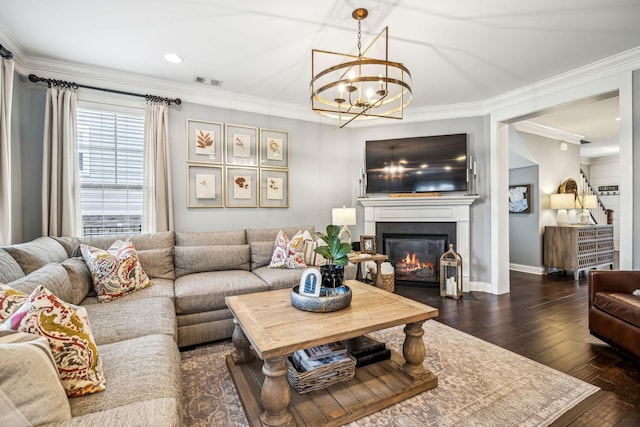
[77,107,144,237]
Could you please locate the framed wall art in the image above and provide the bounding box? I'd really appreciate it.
[225,124,258,166]
[187,164,224,208]
[508,184,531,214]
[186,119,223,164]
[259,128,289,168]
[259,168,289,208]
[226,167,258,207]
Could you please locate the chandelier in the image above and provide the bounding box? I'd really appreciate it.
[310,8,412,128]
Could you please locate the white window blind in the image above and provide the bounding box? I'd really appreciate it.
[77,108,144,236]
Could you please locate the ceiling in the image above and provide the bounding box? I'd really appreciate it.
[0,0,638,151]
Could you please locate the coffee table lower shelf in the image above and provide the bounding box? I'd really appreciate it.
[226,350,438,427]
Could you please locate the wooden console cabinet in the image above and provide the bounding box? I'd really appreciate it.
[543,225,614,280]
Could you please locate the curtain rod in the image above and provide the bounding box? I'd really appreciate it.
[0,44,13,59]
[28,73,182,105]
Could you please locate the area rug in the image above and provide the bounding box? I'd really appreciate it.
[181,320,599,426]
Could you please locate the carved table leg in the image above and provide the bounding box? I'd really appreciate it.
[259,355,293,426]
[231,318,254,364]
[374,260,384,287]
[402,321,426,377]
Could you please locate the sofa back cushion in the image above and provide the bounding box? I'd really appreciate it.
[3,237,68,275]
[55,231,175,280]
[176,230,246,246]
[0,249,25,283]
[7,263,85,305]
[175,245,250,277]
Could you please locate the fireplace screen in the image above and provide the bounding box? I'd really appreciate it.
[384,234,447,284]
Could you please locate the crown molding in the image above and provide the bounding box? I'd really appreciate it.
[482,46,640,114]
[513,121,584,144]
[6,20,640,126]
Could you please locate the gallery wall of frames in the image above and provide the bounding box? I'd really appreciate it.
[186,119,289,208]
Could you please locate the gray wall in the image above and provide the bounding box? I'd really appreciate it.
[509,166,540,267]
[11,82,493,284]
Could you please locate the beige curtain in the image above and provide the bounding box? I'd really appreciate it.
[143,100,173,233]
[0,57,14,245]
[42,87,81,237]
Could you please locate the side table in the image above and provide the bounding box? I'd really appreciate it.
[348,251,388,288]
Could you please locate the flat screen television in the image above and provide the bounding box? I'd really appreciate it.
[365,134,468,194]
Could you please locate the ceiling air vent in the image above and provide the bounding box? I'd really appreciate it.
[193,76,223,87]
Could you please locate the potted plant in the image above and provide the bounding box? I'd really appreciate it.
[314,225,352,292]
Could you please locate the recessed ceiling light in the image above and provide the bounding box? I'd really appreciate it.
[164,53,183,64]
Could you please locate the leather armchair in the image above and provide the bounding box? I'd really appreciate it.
[588,270,640,359]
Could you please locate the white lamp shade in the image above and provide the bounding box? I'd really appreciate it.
[549,193,575,209]
[575,194,597,209]
[332,207,356,226]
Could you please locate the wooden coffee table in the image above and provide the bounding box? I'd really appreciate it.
[225,280,439,427]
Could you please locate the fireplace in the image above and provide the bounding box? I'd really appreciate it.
[376,222,456,286]
[359,195,476,292]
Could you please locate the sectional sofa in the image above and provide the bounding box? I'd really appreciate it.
[0,226,352,426]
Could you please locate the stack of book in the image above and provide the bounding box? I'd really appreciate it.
[291,341,350,372]
[343,335,390,367]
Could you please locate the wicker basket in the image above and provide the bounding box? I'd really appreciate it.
[369,272,395,292]
[286,355,356,394]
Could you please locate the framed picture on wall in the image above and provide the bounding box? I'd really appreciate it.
[259,168,289,208]
[225,124,258,166]
[186,119,224,164]
[259,128,289,168]
[187,164,224,208]
[226,167,258,207]
[508,184,531,213]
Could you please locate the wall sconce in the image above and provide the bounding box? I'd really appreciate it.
[332,206,357,244]
[549,193,575,226]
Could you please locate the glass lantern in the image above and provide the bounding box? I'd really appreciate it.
[440,244,462,299]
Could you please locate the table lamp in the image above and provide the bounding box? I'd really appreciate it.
[575,194,597,225]
[549,193,575,226]
[332,206,356,244]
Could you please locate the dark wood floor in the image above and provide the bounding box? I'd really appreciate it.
[394,270,640,427]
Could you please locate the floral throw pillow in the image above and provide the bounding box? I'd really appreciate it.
[0,283,29,322]
[1,285,106,397]
[269,230,307,269]
[80,240,152,303]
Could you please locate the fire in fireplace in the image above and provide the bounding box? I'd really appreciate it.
[384,235,447,284]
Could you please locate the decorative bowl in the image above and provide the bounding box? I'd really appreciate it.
[290,285,352,313]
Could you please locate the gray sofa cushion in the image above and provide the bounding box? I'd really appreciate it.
[245,226,315,243]
[51,398,180,427]
[252,265,312,290]
[55,232,176,280]
[175,245,250,278]
[80,278,174,305]
[60,258,92,304]
[3,237,68,275]
[7,263,81,305]
[0,249,24,283]
[174,270,269,314]
[68,334,181,418]
[250,241,274,270]
[83,297,176,345]
[176,230,245,246]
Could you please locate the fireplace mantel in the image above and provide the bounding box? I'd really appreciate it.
[357,194,479,292]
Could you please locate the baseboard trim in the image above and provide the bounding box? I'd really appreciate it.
[509,263,544,275]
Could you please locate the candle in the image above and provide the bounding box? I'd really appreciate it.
[378,73,383,91]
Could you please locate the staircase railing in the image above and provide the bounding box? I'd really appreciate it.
[578,168,610,225]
